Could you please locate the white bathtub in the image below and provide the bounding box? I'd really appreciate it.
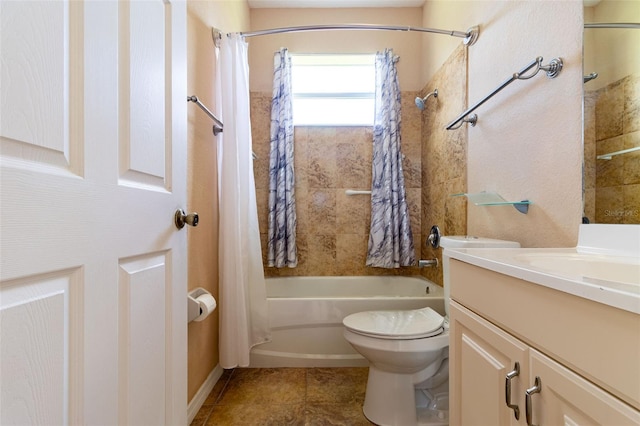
[249,276,445,368]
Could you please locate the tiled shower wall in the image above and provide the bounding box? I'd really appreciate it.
[419,45,468,286]
[251,93,423,277]
[250,45,468,280]
[584,73,640,224]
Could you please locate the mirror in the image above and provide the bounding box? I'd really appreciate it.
[582,1,639,224]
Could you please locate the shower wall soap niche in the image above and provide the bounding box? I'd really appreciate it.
[452,191,531,214]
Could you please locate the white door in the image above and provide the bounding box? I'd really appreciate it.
[0,1,187,424]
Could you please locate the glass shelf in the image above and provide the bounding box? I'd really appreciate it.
[451,192,531,214]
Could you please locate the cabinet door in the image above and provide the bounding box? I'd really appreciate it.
[450,301,529,425]
[527,349,640,426]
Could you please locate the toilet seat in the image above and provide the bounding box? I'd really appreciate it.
[343,307,444,340]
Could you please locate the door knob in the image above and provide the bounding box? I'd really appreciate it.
[175,209,199,229]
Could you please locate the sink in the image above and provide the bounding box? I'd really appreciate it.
[512,252,640,294]
[443,225,640,314]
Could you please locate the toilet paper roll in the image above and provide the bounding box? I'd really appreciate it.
[193,293,217,322]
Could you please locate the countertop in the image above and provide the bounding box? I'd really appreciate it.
[444,247,640,314]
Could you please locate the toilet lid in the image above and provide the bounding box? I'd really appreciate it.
[343,307,444,339]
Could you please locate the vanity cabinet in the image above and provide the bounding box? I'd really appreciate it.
[450,301,528,425]
[448,259,640,425]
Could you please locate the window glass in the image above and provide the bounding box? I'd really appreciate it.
[291,54,375,126]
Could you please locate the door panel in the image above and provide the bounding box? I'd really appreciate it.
[0,1,187,424]
[119,0,169,189]
[119,253,168,426]
[0,0,83,176]
[0,269,83,425]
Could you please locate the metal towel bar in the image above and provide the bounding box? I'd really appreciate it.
[187,95,223,135]
[446,56,563,130]
[187,95,259,160]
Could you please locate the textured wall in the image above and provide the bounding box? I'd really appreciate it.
[251,92,424,277]
[422,1,584,248]
[248,7,424,91]
[419,45,468,286]
[465,1,583,247]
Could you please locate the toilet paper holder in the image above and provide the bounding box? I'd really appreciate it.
[188,287,214,323]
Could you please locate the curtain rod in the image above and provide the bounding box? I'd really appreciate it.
[214,24,479,46]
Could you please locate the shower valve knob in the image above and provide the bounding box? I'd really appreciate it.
[427,225,441,248]
[175,209,199,229]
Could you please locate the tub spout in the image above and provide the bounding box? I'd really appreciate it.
[418,259,438,268]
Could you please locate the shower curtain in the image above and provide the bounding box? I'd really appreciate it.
[267,48,297,268]
[366,49,416,268]
[216,33,271,368]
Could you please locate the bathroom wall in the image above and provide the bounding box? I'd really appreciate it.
[186,0,250,403]
[248,7,424,92]
[423,1,584,248]
[251,95,423,277]
[584,0,640,92]
[187,0,587,404]
[583,1,640,224]
[249,7,425,277]
[419,45,468,286]
[585,74,640,224]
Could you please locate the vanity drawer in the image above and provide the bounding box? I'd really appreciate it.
[449,258,640,410]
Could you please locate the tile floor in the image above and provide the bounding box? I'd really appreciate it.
[190,367,375,426]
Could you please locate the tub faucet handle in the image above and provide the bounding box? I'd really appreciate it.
[418,259,438,268]
[427,225,440,248]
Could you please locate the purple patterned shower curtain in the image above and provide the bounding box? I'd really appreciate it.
[267,48,298,267]
[366,49,416,268]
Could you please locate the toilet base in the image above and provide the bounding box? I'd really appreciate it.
[417,407,448,426]
[362,366,419,426]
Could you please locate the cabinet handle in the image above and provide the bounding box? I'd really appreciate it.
[525,376,542,426]
[505,362,520,420]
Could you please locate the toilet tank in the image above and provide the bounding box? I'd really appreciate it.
[441,236,521,317]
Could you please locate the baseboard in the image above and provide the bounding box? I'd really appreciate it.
[187,364,224,425]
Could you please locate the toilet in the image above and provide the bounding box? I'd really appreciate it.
[343,236,521,426]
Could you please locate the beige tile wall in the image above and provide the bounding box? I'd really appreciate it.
[419,45,468,286]
[584,91,597,222]
[250,45,468,281]
[586,73,640,224]
[251,92,424,277]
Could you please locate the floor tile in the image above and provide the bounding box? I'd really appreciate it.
[217,368,307,406]
[306,367,368,404]
[190,405,213,426]
[195,367,375,426]
[304,403,374,425]
[204,369,234,405]
[206,403,306,425]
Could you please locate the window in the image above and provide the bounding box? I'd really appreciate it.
[291,54,375,126]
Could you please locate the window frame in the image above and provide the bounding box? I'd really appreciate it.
[290,53,376,126]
